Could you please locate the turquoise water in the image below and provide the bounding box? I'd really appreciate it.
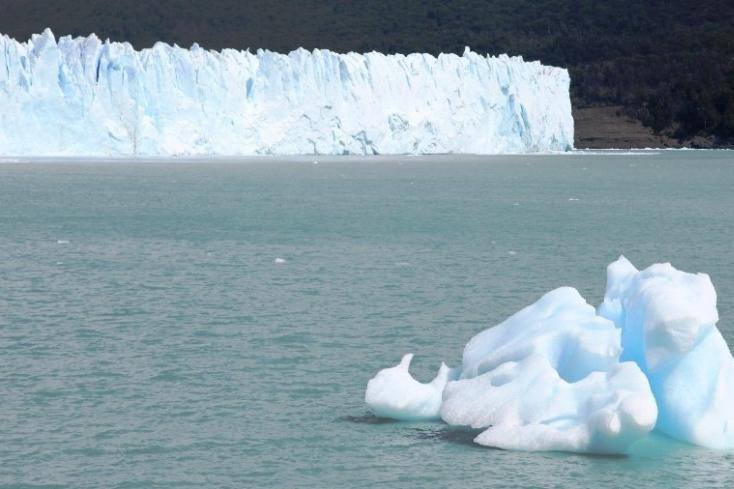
[1,151,733,488]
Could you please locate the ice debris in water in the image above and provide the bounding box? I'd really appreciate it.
[274,258,287,264]
[365,353,459,421]
[0,29,573,156]
[365,257,734,454]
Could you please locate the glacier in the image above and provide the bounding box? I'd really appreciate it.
[0,29,573,157]
[365,257,734,454]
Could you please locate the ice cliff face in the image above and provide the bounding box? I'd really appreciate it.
[0,29,573,156]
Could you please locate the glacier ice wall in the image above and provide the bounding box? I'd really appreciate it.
[366,258,734,454]
[0,29,574,156]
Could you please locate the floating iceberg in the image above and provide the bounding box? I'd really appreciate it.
[365,354,459,420]
[365,258,734,454]
[0,29,573,157]
[599,257,734,448]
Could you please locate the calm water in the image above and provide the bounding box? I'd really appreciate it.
[1,151,733,488]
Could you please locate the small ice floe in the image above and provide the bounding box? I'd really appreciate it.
[366,353,459,421]
[56,239,69,244]
[512,202,520,206]
[568,198,580,201]
[508,250,517,256]
[274,257,287,264]
[312,160,319,165]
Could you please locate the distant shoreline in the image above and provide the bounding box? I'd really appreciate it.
[0,149,729,165]
[574,106,734,150]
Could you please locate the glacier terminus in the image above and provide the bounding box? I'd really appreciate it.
[0,29,573,156]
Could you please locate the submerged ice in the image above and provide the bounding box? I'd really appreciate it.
[365,258,734,454]
[0,29,573,156]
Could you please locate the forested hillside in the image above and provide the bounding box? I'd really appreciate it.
[3,0,733,146]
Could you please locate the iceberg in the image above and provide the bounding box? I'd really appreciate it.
[365,354,459,421]
[0,29,573,157]
[599,257,734,448]
[365,258,734,454]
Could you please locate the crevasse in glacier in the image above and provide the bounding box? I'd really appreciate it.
[0,29,574,156]
[365,257,734,454]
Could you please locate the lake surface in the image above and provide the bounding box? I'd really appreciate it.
[1,151,733,488]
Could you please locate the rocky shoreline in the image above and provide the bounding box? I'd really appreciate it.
[574,106,733,150]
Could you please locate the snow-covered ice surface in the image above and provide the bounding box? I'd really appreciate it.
[0,29,573,157]
[366,258,734,454]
